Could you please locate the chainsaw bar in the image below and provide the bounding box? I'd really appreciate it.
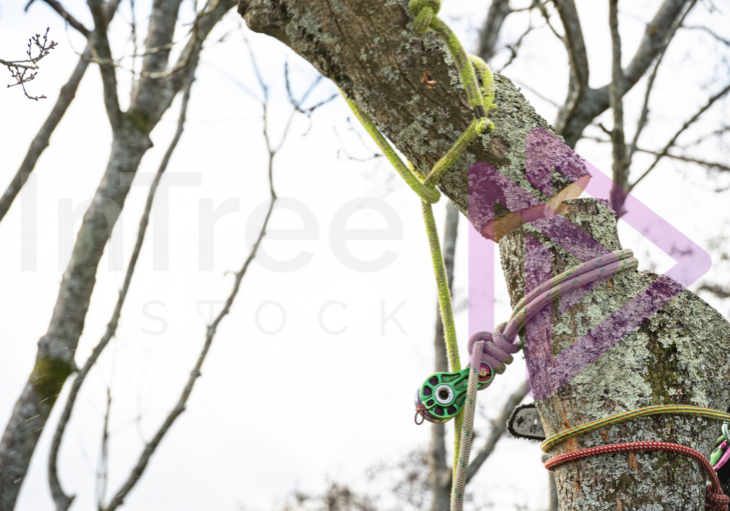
[508,403,545,441]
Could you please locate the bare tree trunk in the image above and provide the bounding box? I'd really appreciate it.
[239,1,730,508]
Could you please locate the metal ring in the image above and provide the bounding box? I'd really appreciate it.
[433,384,454,405]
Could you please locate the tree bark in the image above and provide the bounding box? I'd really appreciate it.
[499,199,730,509]
[239,1,730,509]
[239,0,578,219]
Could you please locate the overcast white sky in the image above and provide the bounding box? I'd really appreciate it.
[1,1,729,510]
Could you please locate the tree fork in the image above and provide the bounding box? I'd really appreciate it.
[239,1,730,507]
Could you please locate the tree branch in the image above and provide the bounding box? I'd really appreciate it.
[683,24,730,46]
[0,3,234,507]
[552,0,589,90]
[629,81,730,190]
[101,56,323,510]
[609,0,628,214]
[88,0,122,131]
[135,0,236,130]
[464,381,528,483]
[48,75,195,511]
[0,48,89,223]
[556,0,696,146]
[42,0,91,37]
[626,0,691,166]
[476,0,512,63]
[697,283,730,300]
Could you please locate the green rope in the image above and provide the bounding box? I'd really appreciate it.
[542,405,730,454]
[341,93,440,204]
[342,0,497,496]
[424,118,489,187]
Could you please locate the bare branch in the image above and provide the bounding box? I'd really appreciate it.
[48,75,196,511]
[636,149,730,173]
[683,24,730,46]
[535,1,566,42]
[88,0,122,130]
[552,0,589,90]
[0,3,232,507]
[138,0,237,130]
[497,16,537,74]
[102,66,322,511]
[628,1,691,164]
[3,28,58,100]
[557,0,696,146]
[513,77,561,107]
[584,134,730,174]
[41,0,91,37]
[681,125,730,148]
[697,283,730,299]
[621,0,696,92]
[609,0,628,214]
[476,0,512,63]
[95,389,112,509]
[0,46,90,223]
[0,1,122,225]
[630,81,730,190]
[464,382,528,483]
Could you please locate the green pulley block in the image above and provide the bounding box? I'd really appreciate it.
[415,362,493,423]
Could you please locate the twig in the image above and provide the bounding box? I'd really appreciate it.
[629,81,730,190]
[0,45,89,223]
[129,0,139,94]
[476,0,512,62]
[3,28,58,100]
[463,382,528,483]
[584,135,730,173]
[95,389,112,509]
[88,0,122,130]
[497,15,536,74]
[536,0,565,42]
[47,77,195,511]
[697,283,730,299]
[609,0,629,214]
[40,0,91,37]
[628,0,693,165]
[681,125,730,148]
[102,59,328,511]
[683,24,730,46]
[512,78,560,107]
[0,1,122,224]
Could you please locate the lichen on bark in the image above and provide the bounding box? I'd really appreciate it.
[239,0,571,217]
[500,199,730,510]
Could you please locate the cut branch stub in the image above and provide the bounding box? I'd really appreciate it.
[499,198,730,510]
[239,0,579,222]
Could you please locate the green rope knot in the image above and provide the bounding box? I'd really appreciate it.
[475,117,493,135]
[409,0,440,33]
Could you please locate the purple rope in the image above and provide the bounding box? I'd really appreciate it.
[468,249,638,371]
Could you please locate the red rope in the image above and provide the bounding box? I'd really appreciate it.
[545,441,729,510]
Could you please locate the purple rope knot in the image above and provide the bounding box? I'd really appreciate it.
[467,331,520,371]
